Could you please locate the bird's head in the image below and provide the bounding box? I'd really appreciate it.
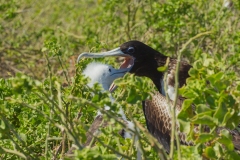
[78,41,161,76]
[83,62,128,92]
[119,40,156,61]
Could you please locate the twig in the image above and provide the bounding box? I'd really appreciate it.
[0,116,34,159]
[132,119,146,160]
[58,27,86,39]
[87,131,131,159]
[70,96,168,159]
[55,82,67,157]
[169,31,213,159]
[57,56,70,85]
[1,147,27,159]
[126,5,131,40]
[15,98,83,153]
[44,52,54,159]
[134,121,168,160]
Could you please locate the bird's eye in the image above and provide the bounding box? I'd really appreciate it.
[109,68,111,72]
[127,46,135,54]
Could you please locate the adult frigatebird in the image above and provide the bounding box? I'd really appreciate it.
[77,41,191,152]
[77,41,240,153]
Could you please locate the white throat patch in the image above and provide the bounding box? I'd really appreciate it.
[160,78,175,101]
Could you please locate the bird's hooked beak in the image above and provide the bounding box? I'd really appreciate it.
[77,47,129,61]
[77,47,135,92]
[108,67,130,93]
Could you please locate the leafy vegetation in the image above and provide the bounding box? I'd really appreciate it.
[0,0,240,159]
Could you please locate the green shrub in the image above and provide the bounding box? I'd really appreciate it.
[0,0,239,159]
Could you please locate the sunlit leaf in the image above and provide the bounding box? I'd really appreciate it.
[191,112,217,126]
[205,146,216,159]
[157,66,168,72]
[195,133,215,144]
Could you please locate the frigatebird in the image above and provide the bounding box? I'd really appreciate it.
[77,41,191,152]
[77,41,240,153]
[67,62,141,158]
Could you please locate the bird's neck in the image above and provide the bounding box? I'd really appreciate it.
[101,83,110,92]
[133,52,168,93]
[151,73,164,93]
[148,52,169,93]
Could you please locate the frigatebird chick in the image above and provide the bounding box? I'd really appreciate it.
[67,62,141,158]
[82,62,127,92]
[82,62,138,138]
[82,62,131,120]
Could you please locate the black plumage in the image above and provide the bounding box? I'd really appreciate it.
[119,41,192,92]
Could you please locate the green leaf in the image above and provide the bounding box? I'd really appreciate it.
[178,119,190,134]
[196,104,213,114]
[220,129,232,139]
[213,102,228,125]
[19,133,27,142]
[177,99,194,133]
[177,145,202,160]
[188,68,199,77]
[217,136,234,151]
[0,120,6,130]
[92,94,100,102]
[191,112,217,126]
[157,66,168,72]
[215,81,228,91]
[193,60,202,70]
[225,111,240,129]
[181,90,198,99]
[203,58,214,67]
[126,88,140,104]
[195,133,215,144]
[223,150,240,160]
[205,146,216,159]
[207,72,225,89]
[217,129,234,151]
[0,147,3,154]
[182,99,194,112]
[214,72,224,80]
[222,108,235,126]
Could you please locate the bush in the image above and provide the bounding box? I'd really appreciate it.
[0,0,239,159]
